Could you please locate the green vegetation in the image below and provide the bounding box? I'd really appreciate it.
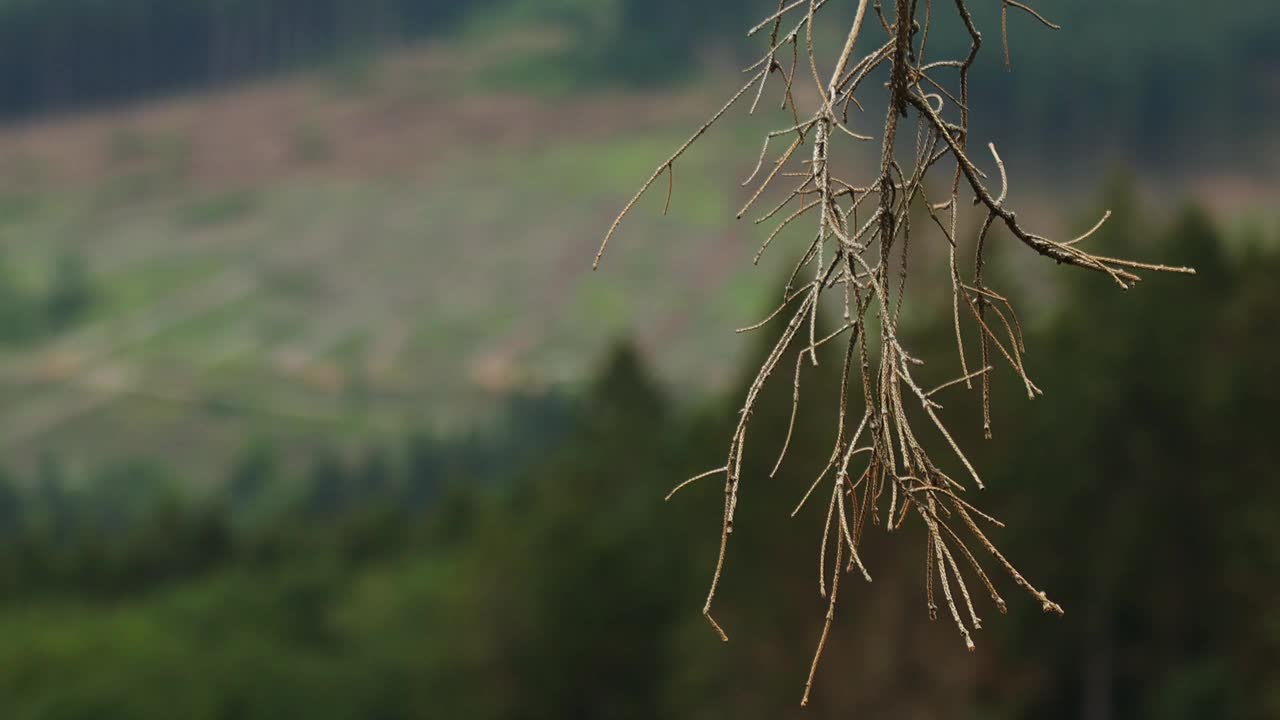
[288,122,334,165]
[0,248,95,344]
[175,190,260,228]
[45,250,93,330]
[0,199,1275,717]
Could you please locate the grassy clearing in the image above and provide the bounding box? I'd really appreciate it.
[0,128,802,476]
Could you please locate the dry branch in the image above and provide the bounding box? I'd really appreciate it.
[593,0,1193,705]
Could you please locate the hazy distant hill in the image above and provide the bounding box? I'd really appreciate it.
[0,14,1273,479]
[0,36,807,478]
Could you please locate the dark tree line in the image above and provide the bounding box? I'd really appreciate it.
[0,0,480,118]
[2,0,1276,165]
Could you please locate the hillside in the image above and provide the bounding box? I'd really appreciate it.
[0,33,1273,481]
[0,36,804,479]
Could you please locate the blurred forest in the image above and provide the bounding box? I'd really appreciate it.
[0,188,1276,718]
[0,0,478,115]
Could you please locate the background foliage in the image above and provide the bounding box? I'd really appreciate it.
[0,192,1276,718]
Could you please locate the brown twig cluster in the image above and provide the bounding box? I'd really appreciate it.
[593,0,1194,705]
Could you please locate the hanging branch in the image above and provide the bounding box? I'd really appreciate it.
[593,0,1194,706]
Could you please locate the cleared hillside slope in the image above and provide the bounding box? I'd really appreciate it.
[0,34,1271,481]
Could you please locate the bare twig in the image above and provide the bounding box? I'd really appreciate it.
[593,0,1192,703]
